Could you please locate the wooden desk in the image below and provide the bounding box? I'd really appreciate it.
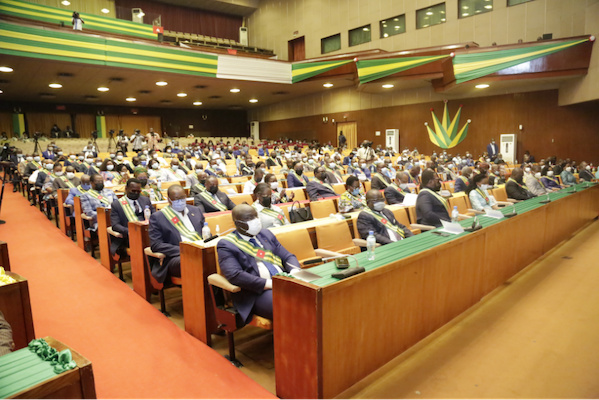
[0,241,10,271]
[56,188,69,236]
[128,221,152,301]
[73,196,86,252]
[0,271,35,350]
[96,207,112,272]
[272,184,599,398]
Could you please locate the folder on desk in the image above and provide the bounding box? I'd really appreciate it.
[439,220,464,234]
[290,268,321,282]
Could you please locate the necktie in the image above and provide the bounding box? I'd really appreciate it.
[134,200,142,214]
[249,238,279,276]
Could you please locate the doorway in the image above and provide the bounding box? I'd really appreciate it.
[337,122,357,150]
[288,36,305,61]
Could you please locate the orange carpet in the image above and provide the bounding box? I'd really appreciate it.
[0,189,275,399]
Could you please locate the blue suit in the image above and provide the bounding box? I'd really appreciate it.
[80,189,118,231]
[287,172,309,188]
[109,196,154,256]
[487,142,499,158]
[217,230,299,323]
[454,176,469,193]
[148,205,205,283]
[42,150,56,160]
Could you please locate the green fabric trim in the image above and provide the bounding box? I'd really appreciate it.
[356,55,448,84]
[291,59,352,83]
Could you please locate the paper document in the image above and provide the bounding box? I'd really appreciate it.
[484,209,504,219]
[290,268,321,282]
[401,193,418,206]
[226,188,236,194]
[439,220,464,234]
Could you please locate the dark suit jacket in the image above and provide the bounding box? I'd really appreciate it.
[325,170,344,184]
[384,185,405,205]
[306,180,337,201]
[194,190,235,213]
[579,170,594,182]
[416,190,451,227]
[109,196,154,255]
[86,166,100,176]
[454,176,469,193]
[487,143,499,157]
[287,172,309,188]
[149,205,205,283]
[34,170,48,188]
[506,180,535,200]
[357,208,413,245]
[42,150,55,160]
[217,230,299,323]
[371,174,391,190]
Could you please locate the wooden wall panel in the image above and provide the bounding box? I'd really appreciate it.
[258,90,599,164]
[25,112,72,136]
[115,0,242,40]
[104,115,162,135]
[0,112,12,136]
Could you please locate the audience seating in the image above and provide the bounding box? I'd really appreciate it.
[73,197,97,257]
[143,247,182,316]
[286,188,307,201]
[448,195,479,217]
[309,199,337,219]
[205,212,235,235]
[230,193,253,206]
[314,221,360,255]
[275,228,343,267]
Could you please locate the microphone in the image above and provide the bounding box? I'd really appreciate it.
[540,192,551,204]
[203,226,235,243]
[321,253,360,270]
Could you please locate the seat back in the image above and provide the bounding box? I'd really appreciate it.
[310,199,337,219]
[332,183,346,195]
[286,187,307,201]
[315,221,360,255]
[220,184,239,195]
[390,207,411,227]
[491,186,508,202]
[229,193,253,206]
[205,212,235,235]
[362,180,371,192]
[161,181,182,190]
[448,195,469,214]
[230,176,249,184]
[275,229,318,266]
[442,181,455,193]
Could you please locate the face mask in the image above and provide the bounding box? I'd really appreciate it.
[260,196,272,208]
[208,186,218,195]
[69,155,76,160]
[295,169,303,176]
[566,167,572,172]
[525,167,531,173]
[382,168,389,174]
[66,172,75,179]
[110,154,115,159]
[143,151,148,155]
[547,171,554,176]
[352,188,361,196]
[107,164,114,171]
[480,184,491,190]
[171,199,186,212]
[79,156,85,160]
[269,182,279,191]
[46,163,54,169]
[117,155,123,160]
[586,165,591,170]
[534,172,541,178]
[373,201,385,212]
[26,157,33,161]
[166,150,172,153]
[308,159,314,164]
[96,162,102,167]
[152,164,159,169]
[54,171,63,176]
[361,163,367,169]
[81,183,91,190]
[195,169,203,174]
[399,183,408,190]
[153,154,158,159]
[58,151,63,156]
[353,163,358,168]
[128,192,140,201]
[34,156,41,162]
[245,218,262,236]
[171,165,179,170]
[94,183,104,191]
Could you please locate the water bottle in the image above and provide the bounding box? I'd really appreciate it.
[143,205,151,222]
[451,206,459,223]
[201,222,211,240]
[366,231,376,261]
[215,224,221,236]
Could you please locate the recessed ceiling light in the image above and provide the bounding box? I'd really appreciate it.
[323,83,334,88]
[395,25,400,29]
[97,87,109,92]
[0,66,13,73]
[382,84,394,88]
[61,0,70,5]
[230,88,240,93]
[475,84,490,89]
[249,99,258,103]
[441,18,446,21]
[156,81,168,86]
[49,83,62,88]
[101,8,109,13]
[193,101,202,106]
[0,90,3,94]
[177,92,187,97]
[126,97,136,102]
[462,13,469,16]
[463,5,469,9]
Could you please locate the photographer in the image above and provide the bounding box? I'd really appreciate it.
[357,140,375,162]
[117,129,129,152]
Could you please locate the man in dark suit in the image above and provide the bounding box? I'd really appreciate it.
[110,178,155,257]
[416,169,451,227]
[578,162,594,182]
[42,146,55,160]
[306,166,337,201]
[338,131,347,148]
[506,167,535,200]
[193,176,235,213]
[217,204,300,323]
[486,138,499,160]
[384,172,410,205]
[287,162,310,187]
[454,167,472,193]
[371,161,391,190]
[149,185,206,283]
[357,190,413,245]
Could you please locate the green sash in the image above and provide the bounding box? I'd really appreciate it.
[119,197,139,222]
[373,173,390,187]
[221,233,283,268]
[326,167,344,183]
[199,190,227,211]
[364,209,405,238]
[508,178,530,191]
[389,183,405,195]
[255,203,287,224]
[142,186,164,201]
[344,191,367,207]
[161,206,202,241]
[192,183,206,193]
[317,180,335,193]
[459,176,469,185]
[421,188,451,214]
[31,160,41,169]
[76,185,89,195]
[86,189,112,206]
[52,174,75,188]
[179,163,190,173]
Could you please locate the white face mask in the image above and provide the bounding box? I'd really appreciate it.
[535,172,541,178]
[66,172,75,179]
[34,156,41,162]
[399,183,408,190]
[26,157,33,161]
[54,171,63,176]
[245,218,262,236]
[548,171,554,176]
[361,163,367,169]
[116,155,123,160]
[110,154,115,158]
[525,167,531,173]
[195,169,202,174]
[58,151,63,155]
[270,182,279,190]
[171,165,179,170]
[96,162,102,167]
[373,201,385,211]
[107,164,114,171]
[586,165,591,170]
[46,163,53,169]
[70,155,76,160]
[480,184,491,190]
[152,164,159,169]
[79,156,85,160]
[566,167,572,172]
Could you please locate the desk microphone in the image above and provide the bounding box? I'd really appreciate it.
[539,193,551,204]
[504,203,517,218]
[203,227,235,243]
[322,253,360,270]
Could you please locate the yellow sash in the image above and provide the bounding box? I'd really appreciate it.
[221,233,283,268]
[119,197,139,222]
[364,209,405,238]
[86,189,112,206]
[161,206,202,241]
[421,188,451,214]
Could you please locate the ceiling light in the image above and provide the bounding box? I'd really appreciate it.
[230,88,240,93]
[0,90,3,94]
[382,84,394,88]
[249,99,258,103]
[441,18,446,21]
[126,97,136,102]
[0,66,13,73]
[101,8,109,13]
[61,0,70,5]
[463,5,469,9]
[426,11,433,15]
[193,101,202,106]
[485,5,493,9]
[383,24,387,28]
[97,87,109,92]
[49,83,62,88]
[156,81,168,86]
[323,83,334,88]
[177,92,187,97]
[475,84,490,89]
[395,25,400,29]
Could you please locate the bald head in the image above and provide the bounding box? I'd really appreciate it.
[511,167,524,181]
[80,174,91,185]
[167,184,185,200]
[461,167,472,177]
[365,189,384,210]
[232,204,259,236]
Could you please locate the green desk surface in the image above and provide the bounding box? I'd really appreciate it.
[306,183,595,287]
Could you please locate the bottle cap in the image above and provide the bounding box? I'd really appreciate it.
[369,231,374,235]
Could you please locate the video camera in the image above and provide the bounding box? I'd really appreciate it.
[91,130,98,139]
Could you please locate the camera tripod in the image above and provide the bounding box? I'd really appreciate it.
[107,131,118,152]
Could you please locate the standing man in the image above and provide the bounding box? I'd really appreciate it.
[146,128,160,151]
[338,131,347,149]
[486,138,499,161]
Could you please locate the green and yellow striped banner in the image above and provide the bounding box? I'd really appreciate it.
[453,38,591,84]
[425,102,470,149]
[356,55,448,84]
[291,59,352,83]
[12,113,25,136]
[0,21,218,77]
[96,115,106,138]
[0,0,156,40]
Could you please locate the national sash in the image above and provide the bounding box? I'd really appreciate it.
[421,188,451,214]
[57,174,75,188]
[31,160,41,169]
[87,189,112,206]
[389,183,405,195]
[374,173,390,187]
[179,163,190,174]
[119,198,140,222]
[76,185,89,194]
[161,206,203,241]
[199,191,227,211]
[475,188,489,204]
[318,181,335,193]
[259,205,286,223]
[459,176,469,185]
[508,178,530,191]
[347,192,367,207]
[221,233,283,268]
[365,209,405,238]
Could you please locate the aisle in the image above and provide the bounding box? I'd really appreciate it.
[343,218,599,399]
[0,190,274,399]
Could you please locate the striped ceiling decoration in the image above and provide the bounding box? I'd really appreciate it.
[0,21,218,77]
[356,55,449,84]
[291,59,353,83]
[453,38,592,84]
[0,0,156,40]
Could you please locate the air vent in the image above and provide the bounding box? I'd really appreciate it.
[160,100,172,103]
[139,90,151,94]
[58,72,74,78]
[208,95,221,99]
[39,93,56,98]
[84,95,98,100]
[194,85,207,89]
[228,105,243,110]
[272,91,289,95]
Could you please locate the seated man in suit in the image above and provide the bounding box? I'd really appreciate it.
[371,161,392,190]
[524,165,549,196]
[252,183,290,228]
[287,162,310,187]
[415,169,451,227]
[193,176,235,213]
[110,178,155,258]
[357,189,413,245]
[217,204,300,323]
[65,174,91,214]
[80,174,118,231]
[338,175,367,213]
[306,166,337,201]
[149,184,205,283]
[243,168,265,194]
[190,170,208,196]
[454,167,472,193]
[407,166,421,186]
[42,145,55,161]
[506,167,535,200]
[161,159,187,182]
[384,171,410,205]
[578,162,594,182]
[323,157,344,184]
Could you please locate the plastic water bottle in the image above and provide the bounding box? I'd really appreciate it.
[215,224,221,236]
[201,222,211,239]
[366,231,376,261]
[451,206,459,223]
[143,205,151,222]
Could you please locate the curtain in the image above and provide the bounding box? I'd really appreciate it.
[25,112,71,135]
